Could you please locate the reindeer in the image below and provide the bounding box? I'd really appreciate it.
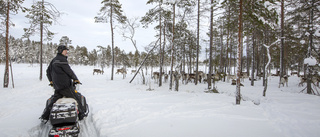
[227,74,236,82]
[93,69,104,75]
[188,73,196,83]
[231,79,244,86]
[298,77,307,87]
[164,74,169,83]
[291,71,298,76]
[152,72,160,83]
[312,76,320,87]
[279,75,289,87]
[181,73,190,84]
[131,70,138,74]
[116,68,127,79]
[116,68,127,74]
[299,75,320,87]
[240,72,249,82]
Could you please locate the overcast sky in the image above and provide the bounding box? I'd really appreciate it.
[10,0,157,53]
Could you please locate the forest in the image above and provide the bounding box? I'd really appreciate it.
[1,0,320,95]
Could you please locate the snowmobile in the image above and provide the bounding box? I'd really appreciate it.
[46,83,89,137]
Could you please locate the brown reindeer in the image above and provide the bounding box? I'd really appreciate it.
[152,72,160,83]
[164,74,169,83]
[116,68,127,75]
[93,69,104,75]
[279,75,289,87]
[291,71,298,76]
[131,70,137,74]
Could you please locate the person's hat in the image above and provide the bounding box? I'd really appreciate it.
[57,45,69,53]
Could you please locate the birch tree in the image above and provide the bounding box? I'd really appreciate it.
[121,17,147,84]
[263,39,280,96]
[207,0,218,92]
[170,3,176,91]
[236,0,243,104]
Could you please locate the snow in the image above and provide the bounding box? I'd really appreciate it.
[304,57,318,66]
[1,64,320,137]
[315,29,320,37]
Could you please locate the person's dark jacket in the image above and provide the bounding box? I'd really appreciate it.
[47,53,78,90]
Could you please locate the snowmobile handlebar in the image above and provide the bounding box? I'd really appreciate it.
[73,82,82,86]
[48,81,82,87]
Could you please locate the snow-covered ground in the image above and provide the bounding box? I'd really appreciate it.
[0,64,319,137]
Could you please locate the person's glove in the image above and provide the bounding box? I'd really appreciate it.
[74,80,81,85]
[49,81,53,87]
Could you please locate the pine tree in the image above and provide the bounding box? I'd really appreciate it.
[208,0,213,91]
[141,0,166,87]
[23,0,61,81]
[106,45,112,67]
[221,0,239,78]
[195,0,200,85]
[59,36,72,46]
[95,0,127,80]
[286,0,320,94]
[3,0,25,88]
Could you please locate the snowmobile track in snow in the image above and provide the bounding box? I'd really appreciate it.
[79,109,99,137]
[28,122,52,137]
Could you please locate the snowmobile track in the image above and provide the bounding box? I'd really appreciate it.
[79,108,99,137]
[28,122,52,137]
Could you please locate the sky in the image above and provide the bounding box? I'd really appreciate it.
[8,0,218,61]
[10,0,157,53]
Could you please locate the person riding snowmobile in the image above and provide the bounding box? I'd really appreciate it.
[40,45,86,122]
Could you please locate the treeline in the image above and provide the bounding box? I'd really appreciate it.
[0,35,174,69]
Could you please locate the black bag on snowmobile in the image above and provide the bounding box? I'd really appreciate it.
[74,92,89,119]
[49,98,78,126]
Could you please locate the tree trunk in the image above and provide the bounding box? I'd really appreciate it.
[224,5,231,82]
[236,0,243,105]
[195,0,200,85]
[3,1,10,88]
[130,39,159,83]
[159,1,163,87]
[279,0,284,87]
[182,37,186,76]
[251,32,255,86]
[263,44,271,97]
[256,40,260,79]
[189,46,192,74]
[263,32,267,86]
[174,71,179,91]
[264,39,280,96]
[307,0,314,94]
[208,0,214,90]
[39,0,44,81]
[224,29,229,82]
[169,4,175,90]
[163,21,166,73]
[219,23,224,74]
[9,59,14,88]
[246,35,250,76]
[110,4,114,80]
